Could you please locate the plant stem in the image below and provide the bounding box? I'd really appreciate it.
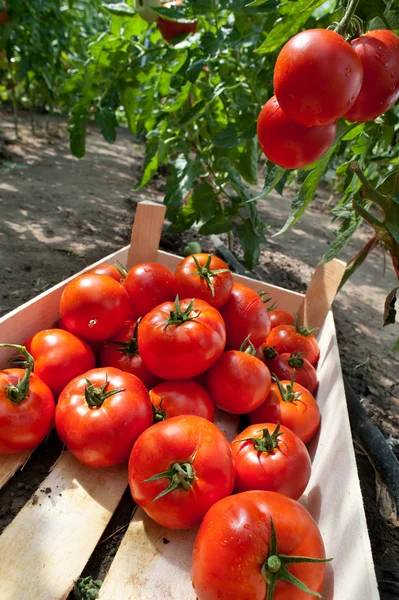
[336,0,361,37]
[11,88,19,139]
[350,162,387,208]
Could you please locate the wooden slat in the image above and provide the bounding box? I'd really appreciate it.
[0,452,127,600]
[127,201,166,269]
[298,258,346,329]
[0,450,31,489]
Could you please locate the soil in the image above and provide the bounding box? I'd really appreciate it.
[0,108,398,599]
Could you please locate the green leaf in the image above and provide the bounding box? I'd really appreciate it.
[120,86,138,134]
[216,156,252,202]
[165,157,204,221]
[212,124,241,148]
[356,0,388,23]
[384,286,399,326]
[377,169,399,198]
[342,123,365,141]
[152,6,196,23]
[237,218,261,269]
[191,181,218,221]
[68,108,89,159]
[238,137,258,185]
[103,3,136,17]
[392,338,399,353]
[198,213,233,234]
[321,210,364,264]
[249,163,287,202]
[134,141,166,191]
[94,106,117,144]
[186,59,204,83]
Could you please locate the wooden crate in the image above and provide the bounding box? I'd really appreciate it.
[0,201,379,600]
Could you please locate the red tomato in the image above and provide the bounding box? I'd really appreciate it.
[88,263,126,283]
[192,490,327,600]
[219,283,271,350]
[158,1,197,43]
[205,340,271,414]
[128,415,235,529]
[138,297,226,379]
[0,11,9,25]
[55,367,152,467]
[266,321,319,366]
[231,423,311,499]
[60,273,129,342]
[123,262,175,319]
[269,309,295,330]
[99,319,159,389]
[174,253,233,308]
[0,344,55,454]
[345,30,399,122]
[25,329,95,397]
[274,29,363,126]
[257,96,337,169]
[150,380,214,422]
[249,379,320,444]
[256,348,318,395]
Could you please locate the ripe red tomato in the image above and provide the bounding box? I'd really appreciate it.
[123,262,175,319]
[60,273,129,342]
[25,329,95,397]
[88,263,126,283]
[192,490,327,600]
[158,1,197,43]
[55,367,152,467]
[128,415,235,529]
[256,348,318,395]
[274,29,363,127]
[0,344,55,454]
[269,309,295,329]
[150,380,214,422]
[257,96,337,169]
[249,379,320,444]
[266,321,320,366]
[174,253,233,308]
[231,423,311,499]
[345,30,399,122]
[99,319,159,389]
[219,283,271,350]
[205,340,271,414]
[0,11,9,25]
[138,297,226,379]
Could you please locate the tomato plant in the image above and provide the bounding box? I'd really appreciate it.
[231,423,311,499]
[55,366,153,467]
[150,380,214,422]
[138,296,226,379]
[266,319,320,367]
[123,262,175,319]
[174,253,233,308]
[60,273,129,342]
[249,376,320,445]
[256,348,318,395]
[25,328,95,397]
[128,415,235,528]
[192,490,328,600]
[0,344,55,454]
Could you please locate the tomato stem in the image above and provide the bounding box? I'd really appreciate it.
[0,344,34,404]
[294,314,318,338]
[113,261,128,282]
[105,318,141,356]
[350,162,387,209]
[239,335,256,355]
[152,397,167,423]
[262,345,278,360]
[288,352,305,368]
[192,254,230,298]
[84,376,125,407]
[236,423,283,453]
[273,373,302,403]
[336,0,361,37]
[144,461,196,501]
[258,290,277,311]
[163,296,201,329]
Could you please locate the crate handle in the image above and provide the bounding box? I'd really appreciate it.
[298,258,347,330]
[127,201,167,269]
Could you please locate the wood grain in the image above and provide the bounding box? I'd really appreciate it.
[127,201,166,269]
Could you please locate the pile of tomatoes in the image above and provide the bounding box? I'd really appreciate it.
[0,253,330,599]
[258,28,399,169]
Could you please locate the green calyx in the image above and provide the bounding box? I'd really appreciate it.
[262,518,332,600]
[144,461,196,502]
[84,375,125,408]
[105,318,141,357]
[0,343,34,404]
[192,254,230,298]
[294,314,318,338]
[152,397,167,423]
[114,260,128,283]
[239,335,256,356]
[258,290,277,311]
[273,373,301,403]
[288,352,305,368]
[163,295,200,329]
[263,345,278,360]
[238,423,283,453]
[73,575,102,600]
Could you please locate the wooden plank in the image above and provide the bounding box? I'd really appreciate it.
[298,259,346,330]
[0,452,127,600]
[0,450,31,489]
[127,201,166,269]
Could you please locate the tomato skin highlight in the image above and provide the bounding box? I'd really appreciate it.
[60,273,129,342]
[345,30,399,122]
[266,324,320,366]
[138,298,226,380]
[0,369,55,454]
[269,309,295,329]
[257,96,337,169]
[55,367,153,467]
[174,253,233,309]
[274,29,363,127]
[123,262,175,319]
[99,319,159,390]
[219,283,271,350]
[205,351,271,414]
[231,423,311,499]
[249,381,320,444]
[128,415,235,529]
[25,329,95,397]
[192,490,326,600]
[150,380,215,422]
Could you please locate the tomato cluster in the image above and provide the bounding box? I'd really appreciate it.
[0,253,329,598]
[258,28,399,169]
